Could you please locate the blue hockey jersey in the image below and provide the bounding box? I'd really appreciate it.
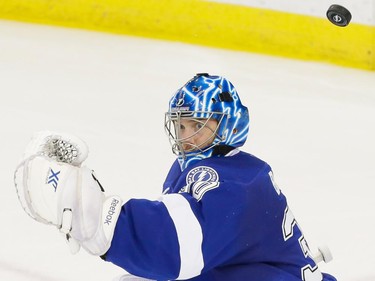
[105,150,336,281]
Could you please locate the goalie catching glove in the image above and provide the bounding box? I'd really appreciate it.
[14,131,122,256]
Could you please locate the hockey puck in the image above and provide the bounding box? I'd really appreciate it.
[326,4,352,27]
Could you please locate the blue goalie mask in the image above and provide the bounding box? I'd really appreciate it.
[164,73,250,170]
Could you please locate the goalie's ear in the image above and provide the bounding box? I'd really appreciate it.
[21,131,89,166]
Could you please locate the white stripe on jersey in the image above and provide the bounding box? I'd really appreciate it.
[160,194,204,280]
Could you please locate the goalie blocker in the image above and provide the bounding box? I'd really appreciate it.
[14,131,122,255]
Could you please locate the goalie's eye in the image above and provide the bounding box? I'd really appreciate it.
[179,122,203,131]
[195,123,204,130]
[178,121,204,134]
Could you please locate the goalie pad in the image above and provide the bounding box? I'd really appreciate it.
[14,131,122,256]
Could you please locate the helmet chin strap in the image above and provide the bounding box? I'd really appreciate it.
[177,145,236,171]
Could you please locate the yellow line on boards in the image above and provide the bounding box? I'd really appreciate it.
[0,0,374,70]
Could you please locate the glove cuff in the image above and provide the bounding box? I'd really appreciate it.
[82,196,123,256]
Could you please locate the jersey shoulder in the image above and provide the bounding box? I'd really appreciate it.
[200,150,271,181]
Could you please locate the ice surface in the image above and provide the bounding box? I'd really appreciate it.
[1,20,374,281]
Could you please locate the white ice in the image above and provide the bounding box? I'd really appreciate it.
[0,20,374,281]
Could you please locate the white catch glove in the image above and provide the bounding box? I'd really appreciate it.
[14,131,122,256]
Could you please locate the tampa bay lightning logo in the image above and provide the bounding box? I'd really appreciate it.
[176,92,186,106]
[185,166,220,201]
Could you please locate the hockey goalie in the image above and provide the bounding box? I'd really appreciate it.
[14,74,337,281]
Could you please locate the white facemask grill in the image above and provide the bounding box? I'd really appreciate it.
[164,110,228,159]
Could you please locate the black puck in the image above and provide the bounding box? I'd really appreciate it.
[326,4,352,27]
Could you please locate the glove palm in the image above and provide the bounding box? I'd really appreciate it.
[14,131,122,255]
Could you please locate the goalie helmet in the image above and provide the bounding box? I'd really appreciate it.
[164,73,249,170]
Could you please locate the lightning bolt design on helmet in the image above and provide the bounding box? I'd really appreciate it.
[164,73,250,170]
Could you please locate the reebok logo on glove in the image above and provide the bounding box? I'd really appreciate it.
[104,198,120,226]
[101,196,122,247]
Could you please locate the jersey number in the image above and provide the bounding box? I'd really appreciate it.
[269,171,322,281]
[282,206,322,281]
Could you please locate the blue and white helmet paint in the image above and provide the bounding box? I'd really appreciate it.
[164,73,249,170]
